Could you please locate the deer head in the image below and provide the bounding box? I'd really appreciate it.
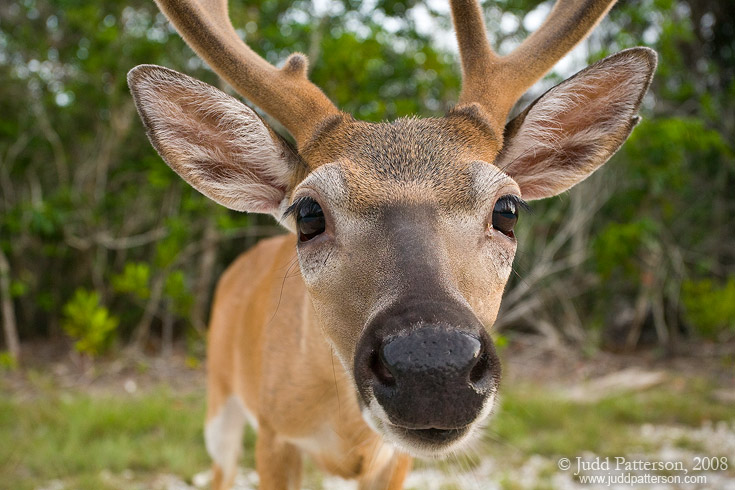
[128,0,656,455]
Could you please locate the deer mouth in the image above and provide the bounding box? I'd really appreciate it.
[372,418,477,456]
[395,425,470,446]
[361,396,494,456]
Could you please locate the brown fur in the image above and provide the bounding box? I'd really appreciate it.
[208,234,413,488]
[300,112,502,209]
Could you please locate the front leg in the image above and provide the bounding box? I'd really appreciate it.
[359,452,412,490]
[256,425,303,490]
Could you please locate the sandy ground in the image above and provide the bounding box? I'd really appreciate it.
[127,418,735,490]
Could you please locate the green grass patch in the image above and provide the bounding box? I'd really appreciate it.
[1,376,732,489]
[484,379,734,460]
[0,387,211,490]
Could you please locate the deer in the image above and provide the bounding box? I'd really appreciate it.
[127,0,656,488]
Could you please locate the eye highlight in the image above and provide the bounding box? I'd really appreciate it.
[285,197,326,242]
[491,195,527,238]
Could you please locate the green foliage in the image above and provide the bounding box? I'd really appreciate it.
[492,332,509,352]
[593,220,657,280]
[9,279,29,298]
[164,270,194,317]
[0,352,18,371]
[682,278,735,338]
[111,262,151,300]
[0,0,733,350]
[62,289,119,357]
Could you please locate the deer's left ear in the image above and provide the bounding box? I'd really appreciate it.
[496,48,657,201]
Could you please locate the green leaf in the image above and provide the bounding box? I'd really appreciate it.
[62,289,119,357]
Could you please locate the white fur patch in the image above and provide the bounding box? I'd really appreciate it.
[361,390,496,459]
[284,423,341,457]
[204,395,249,472]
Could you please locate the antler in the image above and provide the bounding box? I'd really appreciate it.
[154,0,340,148]
[451,0,616,134]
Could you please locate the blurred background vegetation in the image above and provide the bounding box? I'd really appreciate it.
[1,0,733,366]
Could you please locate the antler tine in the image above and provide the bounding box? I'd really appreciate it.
[154,0,340,148]
[451,0,617,135]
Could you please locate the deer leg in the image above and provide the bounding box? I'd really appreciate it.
[358,452,412,490]
[205,395,247,490]
[255,425,303,490]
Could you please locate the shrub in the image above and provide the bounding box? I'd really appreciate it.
[682,278,735,339]
[62,289,120,357]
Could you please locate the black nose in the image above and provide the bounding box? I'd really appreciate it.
[378,328,482,384]
[368,325,497,429]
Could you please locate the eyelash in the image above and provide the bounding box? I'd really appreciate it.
[283,196,530,220]
[504,195,530,212]
[283,197,311,220]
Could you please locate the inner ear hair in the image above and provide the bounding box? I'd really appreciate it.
[128,64,302,215]
[496,48,657,201]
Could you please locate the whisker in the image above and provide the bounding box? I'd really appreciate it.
[330,346,342,423]
[266,252,299,327]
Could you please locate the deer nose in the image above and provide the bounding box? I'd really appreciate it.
[368,326,497,429]
[377,328,482,384]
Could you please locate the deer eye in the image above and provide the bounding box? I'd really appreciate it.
[296,197,325,242]
[491,196,520,237]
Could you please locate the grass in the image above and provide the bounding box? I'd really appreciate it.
[0,387,211,490]
[1,375,732,489]
[485,379,734,459]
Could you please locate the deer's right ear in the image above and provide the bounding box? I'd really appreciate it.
[127,65,301,216]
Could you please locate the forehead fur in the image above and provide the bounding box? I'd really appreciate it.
[298,106,502,210]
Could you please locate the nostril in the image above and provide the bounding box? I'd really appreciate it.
[469,350,490,385]
[370,350,395,386]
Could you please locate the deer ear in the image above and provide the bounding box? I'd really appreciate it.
[496,48,657,201]
[128,65,301,216]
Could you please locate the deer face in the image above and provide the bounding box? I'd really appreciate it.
[287,116,512,453]
[129,46,655,455]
